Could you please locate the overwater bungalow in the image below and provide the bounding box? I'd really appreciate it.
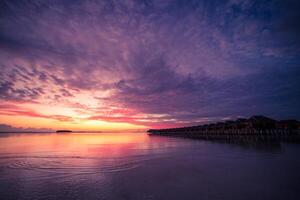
[147,115,300,139]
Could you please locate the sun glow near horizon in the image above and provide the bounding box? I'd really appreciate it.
[0,84,190,131]
[0,113,147,132]
[0,99,148,132]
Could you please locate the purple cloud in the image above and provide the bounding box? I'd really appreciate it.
[0,0,299,128]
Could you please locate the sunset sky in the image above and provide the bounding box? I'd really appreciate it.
[0,0,300,132]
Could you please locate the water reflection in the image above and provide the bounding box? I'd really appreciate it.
[0,133,299,200]
[150,133,300,152]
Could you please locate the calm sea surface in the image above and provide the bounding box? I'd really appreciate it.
[0,132,299,200]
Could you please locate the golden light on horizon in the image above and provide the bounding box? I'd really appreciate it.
[0,114,147,131]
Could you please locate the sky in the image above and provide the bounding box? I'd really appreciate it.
[0,0,300,132]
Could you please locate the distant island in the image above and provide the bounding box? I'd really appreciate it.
[148,116,300,141]
[56,130,72,133]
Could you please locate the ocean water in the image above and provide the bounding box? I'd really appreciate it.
[0,132,299,200]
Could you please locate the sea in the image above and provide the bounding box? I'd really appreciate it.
[0,132,299,200]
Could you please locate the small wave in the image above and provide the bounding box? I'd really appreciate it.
[0,155,148,181]
[0,149,179,183]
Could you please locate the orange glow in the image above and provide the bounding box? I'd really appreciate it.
[0,100,148,131]
[0,114,147,131]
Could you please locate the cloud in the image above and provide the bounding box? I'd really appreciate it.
[0,103,74,122]
[0,124,53,133]
[0,0,300,128]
